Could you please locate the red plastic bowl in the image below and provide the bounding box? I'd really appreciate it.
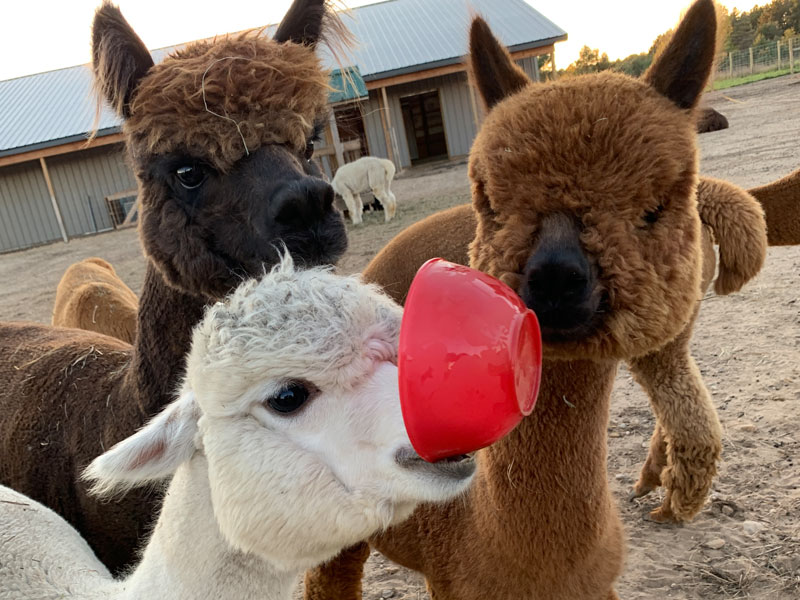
[398,258,542,463]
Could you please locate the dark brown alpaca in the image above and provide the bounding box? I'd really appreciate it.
[305,2,733,597]
[0,0,347,575]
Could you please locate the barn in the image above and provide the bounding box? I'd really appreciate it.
[0,0,566,253]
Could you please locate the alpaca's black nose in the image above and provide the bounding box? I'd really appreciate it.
[525,257,590,311]
[272,178,334,226]
[520,214,600,341]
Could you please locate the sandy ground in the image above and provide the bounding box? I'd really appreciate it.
[1,74,799,598]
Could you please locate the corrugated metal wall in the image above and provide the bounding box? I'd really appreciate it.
[0,144,137,253]
[0,161,62,252]
[48,145,137,236]
[361,57,540,169]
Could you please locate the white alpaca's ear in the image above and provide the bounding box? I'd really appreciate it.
[83,391,199,497]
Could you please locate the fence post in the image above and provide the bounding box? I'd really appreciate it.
[777,41,782,70]
[790,38,795,74]
[729,52,733,78]
[749,47,754,73]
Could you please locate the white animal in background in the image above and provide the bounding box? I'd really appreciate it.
[0,257,475,600]
[332,156,397,225]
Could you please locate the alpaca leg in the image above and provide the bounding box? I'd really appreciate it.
[340,189,363,225]
[627,310,722,523]
[372,187,397,222]
[630,423,667,499]
[303,542,370,600]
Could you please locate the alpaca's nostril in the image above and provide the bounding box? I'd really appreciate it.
[272,179,333,225]
[521,257,598,341]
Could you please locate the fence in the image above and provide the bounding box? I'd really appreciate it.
[713,35,799,82]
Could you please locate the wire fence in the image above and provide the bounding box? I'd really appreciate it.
[713,35,799,82]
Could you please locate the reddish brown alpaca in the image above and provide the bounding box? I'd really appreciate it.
[305,2,725,598]
[0,0,347,575]
[750,165,800,245]
[52,257,138,343]
[356,176,767,524]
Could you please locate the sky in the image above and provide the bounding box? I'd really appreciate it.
[0,0,762,81]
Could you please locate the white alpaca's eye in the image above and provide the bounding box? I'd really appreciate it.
[267,381,312,414]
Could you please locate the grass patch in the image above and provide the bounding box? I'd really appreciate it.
[711,68,793,90]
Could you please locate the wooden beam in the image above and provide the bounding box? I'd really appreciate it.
[328,110,345,170]
[377,87,395,165]
[39,157,69,243]
[0,133,125,169]
[365,46,554,91]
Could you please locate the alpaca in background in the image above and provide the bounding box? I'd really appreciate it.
[332,156,397,224]
[52,257,138,343]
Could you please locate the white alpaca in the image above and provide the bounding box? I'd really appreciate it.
[332,156,397,225]
[0,258,475,600]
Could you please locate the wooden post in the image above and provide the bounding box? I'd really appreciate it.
[379,87,400,168]
[551,48,558,80]
[39,157,68,243]
[327,110,345,171]
[777,41,782,70]
[749,47,754,74]
[728,52,733,79]
[790,38,795,74]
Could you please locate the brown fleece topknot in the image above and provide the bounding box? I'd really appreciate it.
[125,30,329,173]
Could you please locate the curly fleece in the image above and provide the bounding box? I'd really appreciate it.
[125,31,329,173]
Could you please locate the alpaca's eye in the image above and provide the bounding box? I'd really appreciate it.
[643,205,664,225]
[303,140,315,162]
[268,382,311,414]
[176,164,207,190]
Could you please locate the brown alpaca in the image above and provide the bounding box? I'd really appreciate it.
[750,165,800,245]
[0,0,348,575]
[696,106,728,133]
[52,257,138,343]
[304,2,740,598]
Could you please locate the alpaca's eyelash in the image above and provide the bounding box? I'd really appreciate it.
[310,122,325,143]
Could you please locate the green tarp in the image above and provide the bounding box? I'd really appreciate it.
[328,66,368,103]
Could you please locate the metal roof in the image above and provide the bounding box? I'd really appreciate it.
[0,0,565,158]
[335,0,566,80]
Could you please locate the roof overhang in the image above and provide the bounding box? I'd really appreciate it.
[363,37,565,91]
[362,35,567,84]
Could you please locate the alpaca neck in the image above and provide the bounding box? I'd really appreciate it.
[124,263,206,417]
[475,358,617,548]
[120,456,298,600]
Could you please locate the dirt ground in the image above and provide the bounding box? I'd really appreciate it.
[1,74,799,598]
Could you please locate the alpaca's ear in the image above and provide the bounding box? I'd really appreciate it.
[643,0,716,109]
[83,391,198,497]
[91,0,154,118]
[274,0,328,46]
[468,17,531,110]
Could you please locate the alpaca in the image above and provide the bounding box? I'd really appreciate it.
[348,82,768,530]
[0,0,348,575]
[696,106,728,133]
[749,164,800,245]
[52,257,138,343]
[332,156,397,224]
[304,3,742,598]
[0,260,476,600]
